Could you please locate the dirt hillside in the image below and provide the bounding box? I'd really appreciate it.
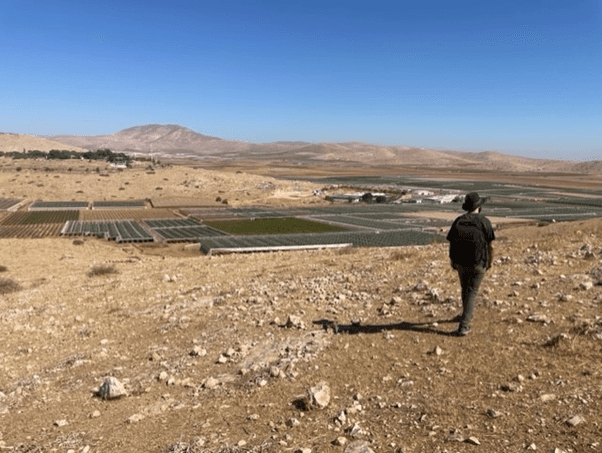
[0,134,86,153]
[0,161,601,453]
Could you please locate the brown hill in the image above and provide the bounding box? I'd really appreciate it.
[49,124,222,154]
[0,133,86,153]
[36,124,601,174]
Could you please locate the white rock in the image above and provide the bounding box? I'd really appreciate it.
[127,413,145,423]
[308,381,331,409]
[158,371,169,382]
[566,414,585,426]
[347,422,363,437]
[190,346,207,357]
[287,417,301,427]
[203,377,220,389]
[333,437,347,446]
[97,377,127,400]
[344,440,375,453]
[285,315,306,329]
[579,281,594,290]
[54,419,68,427]
[486,408,502,418]
[465,436,480,445]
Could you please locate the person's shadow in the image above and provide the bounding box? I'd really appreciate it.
[313,316,461,336]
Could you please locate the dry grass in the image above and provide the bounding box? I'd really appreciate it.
[86,264,119,277]
[0,277,21,294]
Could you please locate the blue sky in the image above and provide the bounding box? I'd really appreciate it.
[1,0,601,160]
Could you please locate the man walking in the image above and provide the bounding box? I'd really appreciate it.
[446,192,495,336]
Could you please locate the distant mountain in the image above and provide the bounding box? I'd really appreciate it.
[19,124,597,174]
[49,124,222,154]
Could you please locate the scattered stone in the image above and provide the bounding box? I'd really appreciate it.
[285,315,306,329]
[90,410,101,418]
[539,394,556,402]
[344,440,375,453]
[527,442,537,450]
[158,371,169,382]
[500,383,522,392]
[308,381,330,409]
[335,411,347,424]
[486,408,502,418]
[390,296,403,305]
[346,400,362,415]
[203,377,220,389]
[566,414,585,427]
[333,437,347,447]
[97,376,127,400]
[346,422,363,437]
[54,419,68,427]
[286,417,301,428]
[556,293,573,302]
[526,314,551,324]
[465,436,481,445]
[190,346,207,357]
[127,413,145,423]
[447,429,464,442]
[294,448,312,453]
[579,281,594,291]
[543,333,568,347]
[428,345,443,356]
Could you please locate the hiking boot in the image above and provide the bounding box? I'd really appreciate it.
[450,313,463,323]
[452,327,471,337]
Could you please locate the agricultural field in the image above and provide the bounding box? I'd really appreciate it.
[62,220,154,242]
[0,197,22,210]
[203,217,351,236]
[29,200,89,210]
[81,208,179,221]
[1,210,79,225]
[199,229,442,254]
[92,200,147,209]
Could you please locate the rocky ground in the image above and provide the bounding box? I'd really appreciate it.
[0,160,601,453]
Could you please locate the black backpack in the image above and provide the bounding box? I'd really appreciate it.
[449,215,488,266]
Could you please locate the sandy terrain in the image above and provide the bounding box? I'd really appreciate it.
[0,158,601,453]
[0,158,324,208]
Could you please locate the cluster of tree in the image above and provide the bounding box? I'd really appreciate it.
[0,148,132,164]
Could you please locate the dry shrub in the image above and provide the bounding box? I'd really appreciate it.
[0,277,22,295]
[87,264,119,277]
[390,249,418,261]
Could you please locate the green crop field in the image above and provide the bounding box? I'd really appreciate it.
[204,217,350,235]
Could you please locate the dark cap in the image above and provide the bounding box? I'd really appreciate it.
[462,192,486,211]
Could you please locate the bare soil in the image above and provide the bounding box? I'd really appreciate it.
[0,158,601,453]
